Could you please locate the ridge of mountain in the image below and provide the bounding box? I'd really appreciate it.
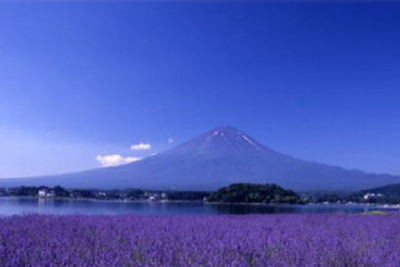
[1,126,399,191]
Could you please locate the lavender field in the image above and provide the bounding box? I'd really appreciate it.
[0,214,399,266]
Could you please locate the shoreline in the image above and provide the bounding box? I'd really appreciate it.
[1,196,399,209]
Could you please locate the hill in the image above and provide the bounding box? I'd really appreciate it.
[207,183,301,204]
[1,126,399,191]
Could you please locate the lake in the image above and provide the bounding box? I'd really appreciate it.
[0,197,391,216]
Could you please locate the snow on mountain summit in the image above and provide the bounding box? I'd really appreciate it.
[168,126,269,157]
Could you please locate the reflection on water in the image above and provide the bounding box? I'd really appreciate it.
[211,203,377,215]
[0,197,385,216]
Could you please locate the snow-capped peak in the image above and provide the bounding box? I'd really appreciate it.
[241,134,260,149]
[200,126,263,151]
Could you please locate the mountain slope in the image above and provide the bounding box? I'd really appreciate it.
[1,126,399,191]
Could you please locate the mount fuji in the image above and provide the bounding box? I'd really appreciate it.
[1,126,399,191]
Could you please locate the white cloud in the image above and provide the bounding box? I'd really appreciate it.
[96,154,141,167]
[168,138,174,144]
[130,143,151,150]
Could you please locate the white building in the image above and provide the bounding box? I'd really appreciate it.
[46,191,56,198]
[38,189,47,198]
[38,189,55,198]
[363,193,384,200]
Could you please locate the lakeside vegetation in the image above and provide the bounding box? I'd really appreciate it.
[208,183,302,204]
[1,182,400,205]
[352,183,400,204]
[0,186,209,202]
[303,184,400,205]
[0,183,303,204]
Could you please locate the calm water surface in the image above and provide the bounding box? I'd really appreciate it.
[0,197,388,216]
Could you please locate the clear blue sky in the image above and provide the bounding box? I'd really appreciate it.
[1,1,399,178]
